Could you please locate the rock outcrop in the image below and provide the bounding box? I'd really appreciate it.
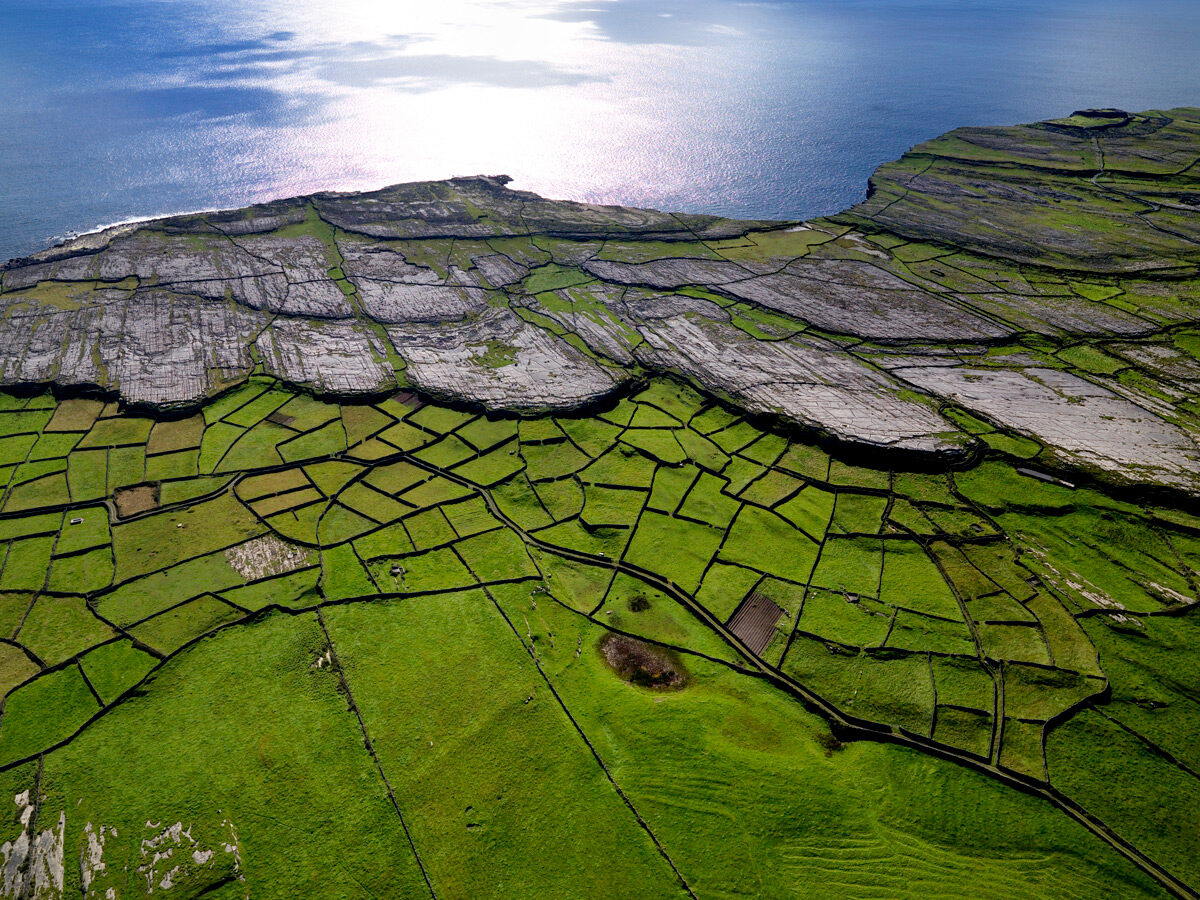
[4,107,1200,493]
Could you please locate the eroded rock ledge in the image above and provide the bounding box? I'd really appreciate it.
[4,109,1200,494]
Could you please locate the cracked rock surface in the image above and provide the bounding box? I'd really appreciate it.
[386,307,625,411]
[633,314,962,453]
[894,365,1200,491]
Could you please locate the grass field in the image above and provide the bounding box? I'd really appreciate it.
[0,380,1191,897]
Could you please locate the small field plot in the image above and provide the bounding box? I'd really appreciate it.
[78,639,158,705]
[796,588,893,648]
[15,594,115,665]
[110,492,264,583]
[44,398,104,433]
[323,592,688,899]
[112,482,158,517]
[879,542,963,621]
[452,443,525,486]
[625,512,723,593]
[0,643,39,697]
[719,505,820,585]
[0,663,99,765]
[782,638,936,737]
[694,562,762,622]
[145,416,204,460]
[597,572,741,664]
[129,594,246,654]
[527,550,613,613]
[727,591,785,656]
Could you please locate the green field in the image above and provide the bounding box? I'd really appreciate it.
[0,378,1191,897]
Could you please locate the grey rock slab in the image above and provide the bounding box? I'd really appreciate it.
[1100,377,1191,423]
[357,282,491,324]
[0,288,262,407]
[513,285,646,366]
[583,257,758,290]
[337,240,442,284]
[587,256,1010,341]
[723,268,1010,341]
[315,179,511,240]
[201,200,308,236]
[232,234,355,318]
[273,279,356,319]
[894,364,1200,492]
[0,292,128,390]
[470,253,529,288]
[960,293,1158,337]
[863,348,968,369]
[96,231,274,284]
[5,221,143,269]
[447,264,494,289]
[52,306,113,390]
[0,309,74,387]
[631,313,963,453]
[1110,343,1200,388]
[2,253,105,290]
[386,307,625,411]
[106,290,257,406]
[257,318,396,395]
[2,229,308,318]
[317,176,771,241]
[533,241,605,267]
[621,291,730,323]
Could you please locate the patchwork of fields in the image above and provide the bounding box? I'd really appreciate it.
[0,377,1194,897]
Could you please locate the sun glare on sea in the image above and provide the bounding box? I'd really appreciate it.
[199,0,734,211]
[4,0,1200,263]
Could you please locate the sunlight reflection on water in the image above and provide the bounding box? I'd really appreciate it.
[2,0,1200,260]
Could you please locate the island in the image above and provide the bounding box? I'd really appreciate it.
[0,107,1197,899]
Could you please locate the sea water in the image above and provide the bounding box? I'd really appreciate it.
[2,0,1199,262]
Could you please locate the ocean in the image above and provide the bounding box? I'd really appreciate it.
[3,0,1199,262]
